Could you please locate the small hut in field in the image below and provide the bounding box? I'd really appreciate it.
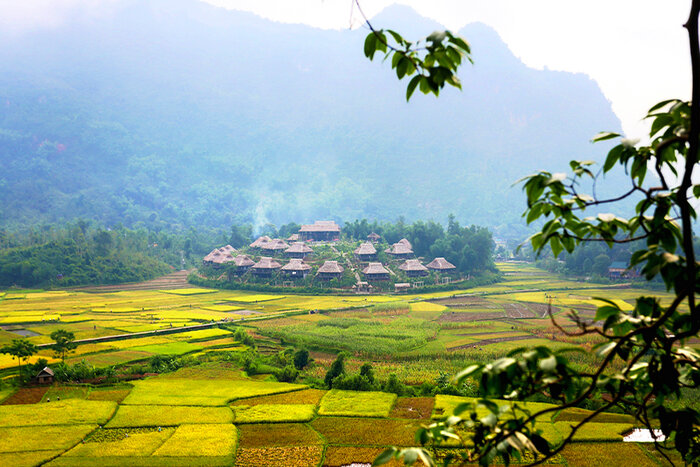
[362,262,391,281]
[261,238,289,253]
[426,257,457,273]
[367,232,381,243]
[354,242,377,261]
[250,236,272,249]
[385,241,413,259]
[36,367,54,385]
[395,283,411,293]
[251,257,282,277]
[353,281,373,294]
[281,259,312,279]
[398,259,428,277]
[232,255,255,275]
[317,261,344,280]
[285,242,313,259]
[299,221,341,242]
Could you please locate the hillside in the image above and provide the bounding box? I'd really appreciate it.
[0,0,621,236]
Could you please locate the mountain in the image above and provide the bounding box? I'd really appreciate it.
[0,0,622,237]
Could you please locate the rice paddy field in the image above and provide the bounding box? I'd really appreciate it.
[0,262,682,465]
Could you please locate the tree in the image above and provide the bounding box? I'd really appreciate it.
[324,352,346,388]
[0,339,38,380]
[50,329,77,363]
[293,348,309,370]
[364,1,700,465]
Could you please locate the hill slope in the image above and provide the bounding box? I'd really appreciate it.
[0,0,621,235]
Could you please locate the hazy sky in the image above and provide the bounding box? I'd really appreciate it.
[0,0,692,140]
[203,0,693,141]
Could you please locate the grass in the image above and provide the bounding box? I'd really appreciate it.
[433,395,558,422]
[233,404,316,423]
[312,417,422,446]
[0,400,117,427]
[122,378,306,406]
[130,342,202,355]
[106,405,233,427]
[0,424,96,452]
[389,397,435,419]
[42,385,90,401]
[554,421,633,442]
[152,424,237,457]
[61,427,175,457]
[159,288,217,295]
[0,451,65,467]
[237,423,322,448]
[318,389,396,417]
[560,442,656,466]
[87,388,132,403]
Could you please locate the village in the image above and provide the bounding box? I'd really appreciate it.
[201,221,462,293]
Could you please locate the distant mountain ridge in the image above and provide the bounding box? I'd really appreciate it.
[0,0,621,237]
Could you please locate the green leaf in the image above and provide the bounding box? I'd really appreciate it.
[406,75,421,101]
[592,131,620,142]
[364,33,377,59]
[373,447,397,466]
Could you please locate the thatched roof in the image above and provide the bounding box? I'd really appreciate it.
[354,242,377,256]
[398,238,412,249]
[426,257,456,270]
[281,259,312,271]
[261,238,290,251]
[300,220,340,233]
[367,232,381,241]
[363,262,390,275]
[252,257,282,270]
[37,366,54,377]
[203,247,237,265]
[285,242,313,254]
[398,259,428,272]
[385,242,413,255]
[250,236,272,248]
[317,260,344,274]
[233,255,255,267]
[287,233,300,242]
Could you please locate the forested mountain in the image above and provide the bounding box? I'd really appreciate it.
[0,0,621,237]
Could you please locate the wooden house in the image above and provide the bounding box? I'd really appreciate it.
[36,367,54,385]
[397,238,412,249]
[285,242,313,259]
[202,245,237,268]
[250,236,272,249]
[317,261,344,280]
[287,233,300,242]
[395,283,411,293]
[426,257,457,273]
[398,259,428,277]
[261,238,289,253]
[281,259,312,279]
[251,257,282,277]
[367,232,381,243]
[385,241,413,259]
[354,242,377,261]
[362,262,390,281]
[299,221,341,242]
[232,255,255,275]
[608,261,638,280]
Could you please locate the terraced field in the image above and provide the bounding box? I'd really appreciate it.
[0,262,680,465]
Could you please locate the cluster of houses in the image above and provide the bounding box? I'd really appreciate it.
[202,221,458,290]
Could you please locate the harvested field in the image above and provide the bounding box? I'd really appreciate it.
[237,423,322,448]
[231,388,325,406]
[235,445,323,467]
[389,397,435,419]
[503,303,537,318]
[323,446,404,467]
[430,296,492,307]
[449,334,536,351]
[1,387,48,405]
[312,417,421,446]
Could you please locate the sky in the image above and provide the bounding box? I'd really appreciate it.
[202,0,693,141]
[0,0,692,140]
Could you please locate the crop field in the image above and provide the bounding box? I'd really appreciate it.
[0,262,683,465]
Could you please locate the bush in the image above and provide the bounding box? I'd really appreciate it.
[293,349,309,370]
[275,365,299,383]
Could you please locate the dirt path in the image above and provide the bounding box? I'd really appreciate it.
[70,269,193,292]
